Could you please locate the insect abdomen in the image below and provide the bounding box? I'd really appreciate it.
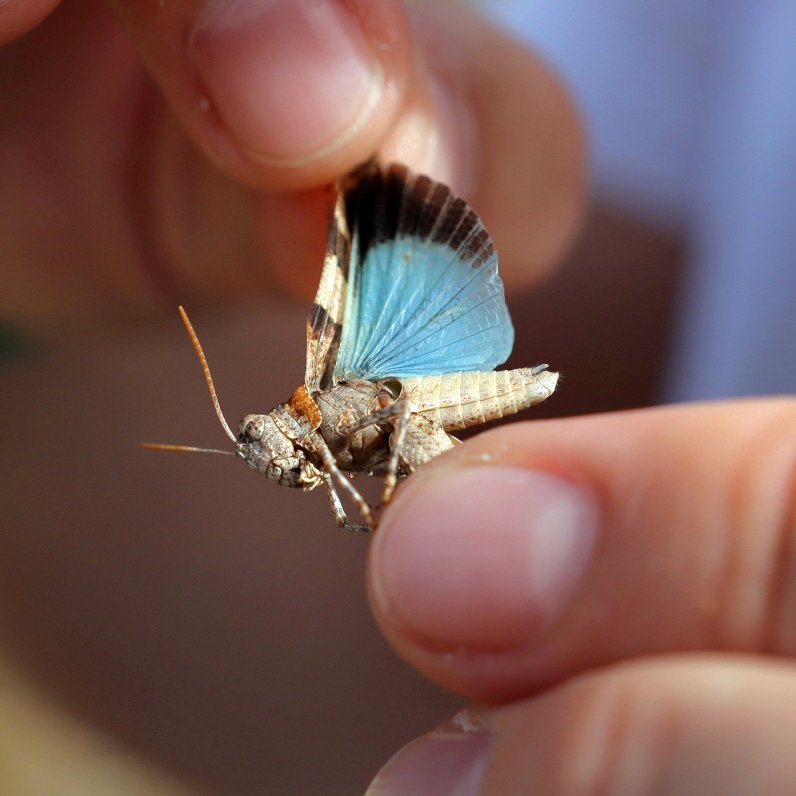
[400,368,559,432]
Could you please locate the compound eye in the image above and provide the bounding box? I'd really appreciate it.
[239,414,265,442]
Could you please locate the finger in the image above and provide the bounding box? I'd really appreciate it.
[0,0,62,44]
[106,0,411,190]
[1,0,414,327]
[368,399,796,701]
[107,0,584,299]
[366,656,796,796]
[2,2,583,327]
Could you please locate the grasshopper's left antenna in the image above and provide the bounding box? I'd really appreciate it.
[140,307,238,456]
[140,442,234,456]
[139,307,237,456]
[177,305,237,443]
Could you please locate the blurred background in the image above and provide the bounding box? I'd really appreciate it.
[1,1,794,794]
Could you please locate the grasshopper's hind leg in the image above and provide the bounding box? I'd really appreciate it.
[383,413,458,507]
[380,400,413,507]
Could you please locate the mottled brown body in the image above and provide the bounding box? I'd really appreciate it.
[258,365,558,481]
[313,380,393,473]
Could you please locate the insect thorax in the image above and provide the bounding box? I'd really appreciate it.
[312,379,397,474]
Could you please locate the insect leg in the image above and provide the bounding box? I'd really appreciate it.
[398,414,458,471]
[303,433,376,529]
[380,400,413,507]
[339,400,407,436]
[320,472,371,533]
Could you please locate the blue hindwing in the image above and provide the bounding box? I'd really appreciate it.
[332,164,514,382]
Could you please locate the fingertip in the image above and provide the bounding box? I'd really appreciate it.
[369,464,598,664]
[190,0,400,184]
[105,0,414,191]
[189,0,413,190]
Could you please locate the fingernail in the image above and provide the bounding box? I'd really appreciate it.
[365,712,489,796]
[191,0,384,166]
[372,467,599,651]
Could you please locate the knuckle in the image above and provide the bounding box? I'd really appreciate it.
[757,415,796,653]
[534,660,793,796]
[719,404,796,653]
[556,671,670,795]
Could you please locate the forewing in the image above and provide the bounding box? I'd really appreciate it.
[305,182,351,392]
[333,164,514,381]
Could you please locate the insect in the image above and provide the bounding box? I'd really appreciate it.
[144,161,558,532]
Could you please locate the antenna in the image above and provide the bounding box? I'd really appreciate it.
[140,307,238,457]
[177,306,237,443]
[139,442,235,456]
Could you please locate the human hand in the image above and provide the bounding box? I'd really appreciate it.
[0,0,583,330]
[366,399,796,794]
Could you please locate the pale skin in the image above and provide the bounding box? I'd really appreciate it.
[2,1,795,794]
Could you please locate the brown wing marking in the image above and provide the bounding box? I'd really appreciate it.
[306,160,498,390]
[305,160,389,391]
[305,182,350,392]
[352,163,496,271]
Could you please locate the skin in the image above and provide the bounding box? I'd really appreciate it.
[1,1,794,793]
[367,402,796,793]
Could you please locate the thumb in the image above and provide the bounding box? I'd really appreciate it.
[367,399,796,701]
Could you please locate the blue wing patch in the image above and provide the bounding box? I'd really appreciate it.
[333,164,514,382]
